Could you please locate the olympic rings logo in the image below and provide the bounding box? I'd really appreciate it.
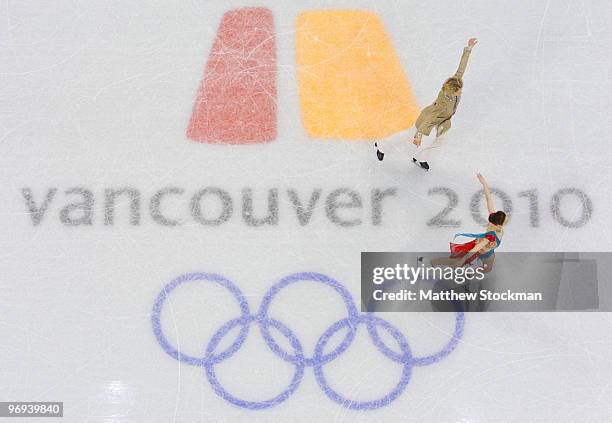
[151,272,464,410]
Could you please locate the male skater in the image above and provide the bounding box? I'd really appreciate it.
[376,38,478,170]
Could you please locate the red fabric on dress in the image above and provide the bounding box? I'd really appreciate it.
[449,233,496,265]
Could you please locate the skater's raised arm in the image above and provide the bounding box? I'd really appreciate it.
[453,38,477,80]
[411,38,478,156]
[477,173,495,214]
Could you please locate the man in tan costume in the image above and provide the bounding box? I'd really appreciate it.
[411,37,478,170]
[376,38,478,168]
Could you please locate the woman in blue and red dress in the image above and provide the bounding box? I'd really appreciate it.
[433,173,507,272]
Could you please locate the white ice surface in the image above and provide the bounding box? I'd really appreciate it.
[1,0,612,422]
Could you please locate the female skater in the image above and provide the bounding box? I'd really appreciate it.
[432,173,507,271]
[375,38,478,169]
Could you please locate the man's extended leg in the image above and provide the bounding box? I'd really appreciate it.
[374,142,384,161]
[413,130,447,169]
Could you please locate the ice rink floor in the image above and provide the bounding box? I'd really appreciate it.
[1,1,612,421]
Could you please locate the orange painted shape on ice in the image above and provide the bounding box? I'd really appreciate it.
[296,10,419,140]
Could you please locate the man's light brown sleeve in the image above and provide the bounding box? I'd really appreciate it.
[454,47,472,80]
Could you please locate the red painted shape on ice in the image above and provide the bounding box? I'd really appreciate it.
[187,7,277,144]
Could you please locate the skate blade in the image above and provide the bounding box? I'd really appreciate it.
[412,160,428,171]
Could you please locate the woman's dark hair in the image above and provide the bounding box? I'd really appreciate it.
[488,211,507,226]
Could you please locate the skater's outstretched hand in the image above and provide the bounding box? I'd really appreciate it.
[413,133,422,147]
[476,172,488,186]
[477,173,495,214]
[467,38,478,48]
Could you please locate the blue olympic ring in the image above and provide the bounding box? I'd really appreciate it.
[314,314,413,410]
[258,272,359,367]
[151,271,464,410]
[364,277,465,367]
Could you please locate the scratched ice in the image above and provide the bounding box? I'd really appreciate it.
[0,1,611,422]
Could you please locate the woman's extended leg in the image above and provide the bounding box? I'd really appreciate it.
[430,256,463,268]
